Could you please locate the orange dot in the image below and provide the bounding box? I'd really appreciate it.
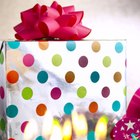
[114,72,122,82]
[7,70,19,84]
[89,101,98,113]
[38,41,49,50]
[36,103,47,116]
[92,41,101,52]
[65,71,75,83]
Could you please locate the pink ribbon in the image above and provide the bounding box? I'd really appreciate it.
[14,1,91,40]
[111,88,140,139]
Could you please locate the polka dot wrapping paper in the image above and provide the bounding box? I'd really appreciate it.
[0,40,126,139]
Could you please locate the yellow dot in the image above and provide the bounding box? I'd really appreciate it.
[92,41,101,52]
[38,41,49,50]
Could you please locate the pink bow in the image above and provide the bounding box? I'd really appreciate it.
[14,1,91,40]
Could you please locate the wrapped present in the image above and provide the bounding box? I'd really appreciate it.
[0,40,126,140]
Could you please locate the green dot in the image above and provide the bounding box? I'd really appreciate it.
[103,56,111,67]
[123,86,127,96]
[52,54,62,66]
[0,52,4,64]
[22,87,33,100]
[0,118,6,131]
[77,86,87,98]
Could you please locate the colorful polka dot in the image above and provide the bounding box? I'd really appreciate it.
[101,86,110,98]
[8,41,20,49]
[89,101,98,113]
[64,102,74,115]
[50,87,62,100]
[52,54,62,66]
[0,118,6,131]
[22,87,33,100]
[36,136,45,140]
[112,100,121,112]
[6,105,18,118]
[115,42,123,53]
[103,56,111,67]
[78,56,88,68]
[65,71,75,83]
[0,51,4,64]
[0,86,5,99]
[7,70,19,84]
[38,41,49,50]
[125,59,127,67]
[8,138,15,140]
[23,54,34,67]
[114,72,122,82]
[66,41,76,51]
[21,121,29,133]
[123,86,127,96]
[87,131,95,140]
[37,71,48,84]
[90,71,100,83]
[92,41,101,52]
[36,103,47,116]
[77,86,87,98]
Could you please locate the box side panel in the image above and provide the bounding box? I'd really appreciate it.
[0,41,7,139]
[6,40,126,140]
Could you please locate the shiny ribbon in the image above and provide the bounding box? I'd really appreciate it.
[14,1,91,40]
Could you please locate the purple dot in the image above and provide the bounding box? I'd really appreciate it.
[23,54,34,67]
[101,86,110,98]
[51,87,62,100]
[0,86,5,99]
[79,56,88,68]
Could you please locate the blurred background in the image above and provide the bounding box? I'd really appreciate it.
[0,0,140,106]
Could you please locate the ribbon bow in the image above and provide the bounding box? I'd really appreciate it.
[14,1,91,40]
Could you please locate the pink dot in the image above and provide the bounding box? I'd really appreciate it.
[23,54,34,67]
[51,87,62,100]
[0,86,5,99]
[21,121,29,133]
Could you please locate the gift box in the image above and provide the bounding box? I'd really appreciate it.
[0,40,126,140]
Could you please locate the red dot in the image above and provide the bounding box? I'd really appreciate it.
[8,138,15,140]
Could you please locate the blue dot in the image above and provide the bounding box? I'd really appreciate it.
[66,41,76,51]
[6,105,18,118]
[8,41,20,49]
[37,71,48,84]
[36,136,45,140]
[87,131,95,140]
[112,100,121,112]
[115,42,123,53]
[64,102,74,115]
[90,71,100,83]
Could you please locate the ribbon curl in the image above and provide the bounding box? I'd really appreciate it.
[14,1,91,40]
